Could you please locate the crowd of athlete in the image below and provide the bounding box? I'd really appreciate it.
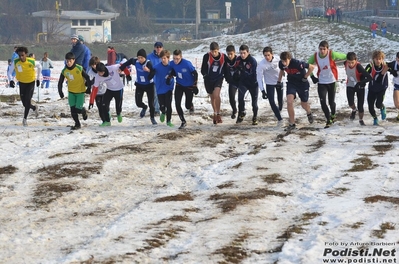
[7,38,399,130]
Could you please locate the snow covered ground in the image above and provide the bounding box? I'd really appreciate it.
[0,19,398,263]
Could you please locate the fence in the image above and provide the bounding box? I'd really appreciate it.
[334,10,399,35]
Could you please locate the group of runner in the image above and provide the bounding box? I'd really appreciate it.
[7,38,399,131]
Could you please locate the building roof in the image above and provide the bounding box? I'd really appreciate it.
[32,9,119,20]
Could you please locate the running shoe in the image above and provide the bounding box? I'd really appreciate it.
[179,121,187,129]
[307,112,314,124]
[381,106,386,120]
[350,110,357,121]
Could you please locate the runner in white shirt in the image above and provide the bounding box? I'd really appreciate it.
[91,63,124,126]
[257,46,283,125]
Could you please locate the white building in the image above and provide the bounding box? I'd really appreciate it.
[32,9,119,43]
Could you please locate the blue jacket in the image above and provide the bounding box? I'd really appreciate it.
[147,51,162,66]
[236,54,257,88]
[82,45,91,72]
[70,41,85,66]
[170,58,197,87]
[153,62,174,94]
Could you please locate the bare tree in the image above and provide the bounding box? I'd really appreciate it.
[182,0,194,23]
[134,0,152,33]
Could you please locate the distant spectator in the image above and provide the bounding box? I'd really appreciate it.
[79,35,91,72]
[40,52,53,92]
[70,34,85,66]
[370,22,378,38]
[6,59,15,87]
[107,46,117,65]
[331,7,336,22]
[336,7,342,23]
[381,21,387,37]
[10,46,18,78]
[326,7,331,23]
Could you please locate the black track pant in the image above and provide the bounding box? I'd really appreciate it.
[102,89,123,122]
[19,81,36,119]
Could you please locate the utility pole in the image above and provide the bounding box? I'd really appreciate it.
[196,0,200,39]
[247,0,250,19]
[126,0,129,17]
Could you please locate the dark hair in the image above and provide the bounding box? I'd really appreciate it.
[280,51,292,60]
[65,52,75,60]
[89,56,101,67]
[396,52,399,59]
[346,52,357,61]
[16,46,28,54]
[319,40,329,49]
[173,49,182,56]
[239,44,249,52]
[226,45,235,52]
[96,62,107,73]
[210,42,219,51]
[159,50,170,58]
[263,46,273,54]
[28,53,34,58]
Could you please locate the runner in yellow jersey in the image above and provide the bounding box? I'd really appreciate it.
[7,46,41,126]
[58,52,91,130]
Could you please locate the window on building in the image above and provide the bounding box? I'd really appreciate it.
[88,20,94,26]
[72,20,78,26]
[80,19,86,26]
[96,20,102,26]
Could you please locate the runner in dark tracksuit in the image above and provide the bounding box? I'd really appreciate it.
[365,50,389,126]
[235,44,259,125]
[224,45,240,119]
[343,52,372,126]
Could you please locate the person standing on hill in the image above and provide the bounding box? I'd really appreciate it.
[40,52,53,92]
[278,51,314,131]
[381,21,387,37]
[336,7,342,23]
[370,22,378,38]
[257,46,284,126]
[7,47,41,126]
[307,40,347,128]
[331,7,336,22]
[201,41,226,124]
[326,7,332,23]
